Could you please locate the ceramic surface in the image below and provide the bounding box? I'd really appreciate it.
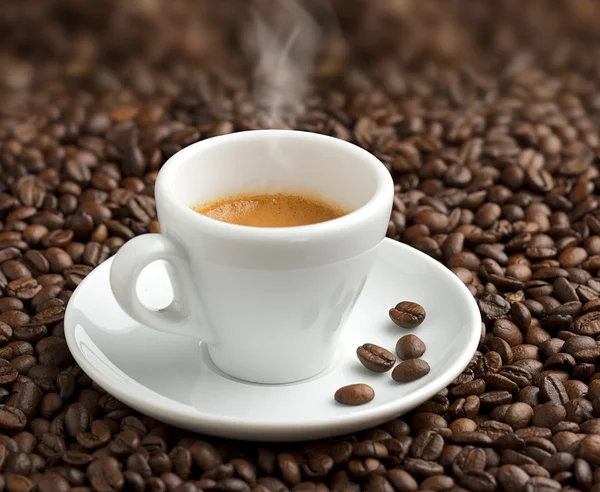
[65,238,481,442]
[109,130,394,383]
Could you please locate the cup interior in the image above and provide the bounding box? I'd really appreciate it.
[165,131,383,214]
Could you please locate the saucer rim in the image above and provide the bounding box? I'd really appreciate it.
[65,237,481,439]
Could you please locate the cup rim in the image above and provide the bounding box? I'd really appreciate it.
[155,129,394,240]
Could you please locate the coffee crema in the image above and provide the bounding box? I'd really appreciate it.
[193,193,349,228]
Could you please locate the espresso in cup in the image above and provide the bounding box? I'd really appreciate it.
[193,193,350,228]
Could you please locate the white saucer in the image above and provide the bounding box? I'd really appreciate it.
[65,238,480,442]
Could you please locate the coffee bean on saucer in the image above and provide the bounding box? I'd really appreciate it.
[356,343,396,373]
[389,301,426,328]
[392,360,430,382]
[395,335,426,360]
[334,384,375,406]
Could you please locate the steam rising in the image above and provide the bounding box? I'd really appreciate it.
[245,0,330,125]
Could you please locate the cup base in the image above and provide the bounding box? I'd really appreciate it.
[202,343,343,386]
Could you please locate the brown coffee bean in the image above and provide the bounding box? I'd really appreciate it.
[356,344,395,373]
[334,384,375,405]
[488,337,514,364]
[478,293,511,324]
[483,373,519,394]
[410,430,443,461]
[2,261,32,281]
[395,335,426,360]
[37,471,69,492]
[392,360,430,383]
[578,435,600,465]
[573,312,600,336]
[532,401,567,428]
[0,405,27,432]
[88,456,124,491]
[65,402,90,437]
[386,469,417,491]
[451,378,486,398]
[5,473,33,492]
[574,458,593,489]
[389,302,426,328]
[559,247,588,268]
[108,430,140,457]
[6,277,42,301]
[539,373,569,405]
[8,380,42,419]
[0,362,18,385]
[493,319,523,346]
[76,420,111,449]
[414,210,449,234]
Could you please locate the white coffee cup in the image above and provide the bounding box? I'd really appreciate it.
[109,130,394,384]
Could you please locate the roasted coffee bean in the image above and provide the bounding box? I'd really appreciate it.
[395,335,426,360]
[0,405,27,432]
[88,456,124,491]
[37,471,70,492]
[392,360,430,382]
[450,379,486,397]
[386,468,417,491]
[479,293,511,325]
[334,384,375,405]
[494,319,523,346]
[410,430,443,461]
[389,301,426,328]
[578,435,600,465]
[356,344,395,373]
[488,337,513,364]
[539,373,569,405]
[8,380,42,419]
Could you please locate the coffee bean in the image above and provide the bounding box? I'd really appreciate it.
[386,469,417,491]
[450,379,486,397]
[356,344,395,373]
[410,430,443,461]
[38,432,66,460]
[389,302,426,328]
[88,456,124,491]
[574,458,593,489]
[0,405,27,432]
[6,277,42,300]
[497,464,530,490]
[488,337,514,364]
[65,402,90,437]
[37,471,70,492]
[493,319,523,346]
[392,360,430,382]
[578,435,600,465]
[532,401,567,428]
[525,476,561,491]
[539,373,569,405]
[8,380,42,419]
[4,473,33,492]
[572,312,600,336]
[334,384,375,405]
[478,293,511,324]
[459,471,497,492]
[395,335,426,360]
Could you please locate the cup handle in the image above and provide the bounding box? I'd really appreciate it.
[108,233,215,344]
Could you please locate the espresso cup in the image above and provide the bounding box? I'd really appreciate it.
[109,130,394,384]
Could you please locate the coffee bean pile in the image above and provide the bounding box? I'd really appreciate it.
[2,0,600,490]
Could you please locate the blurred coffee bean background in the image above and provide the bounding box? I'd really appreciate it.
[1,0,600,96]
